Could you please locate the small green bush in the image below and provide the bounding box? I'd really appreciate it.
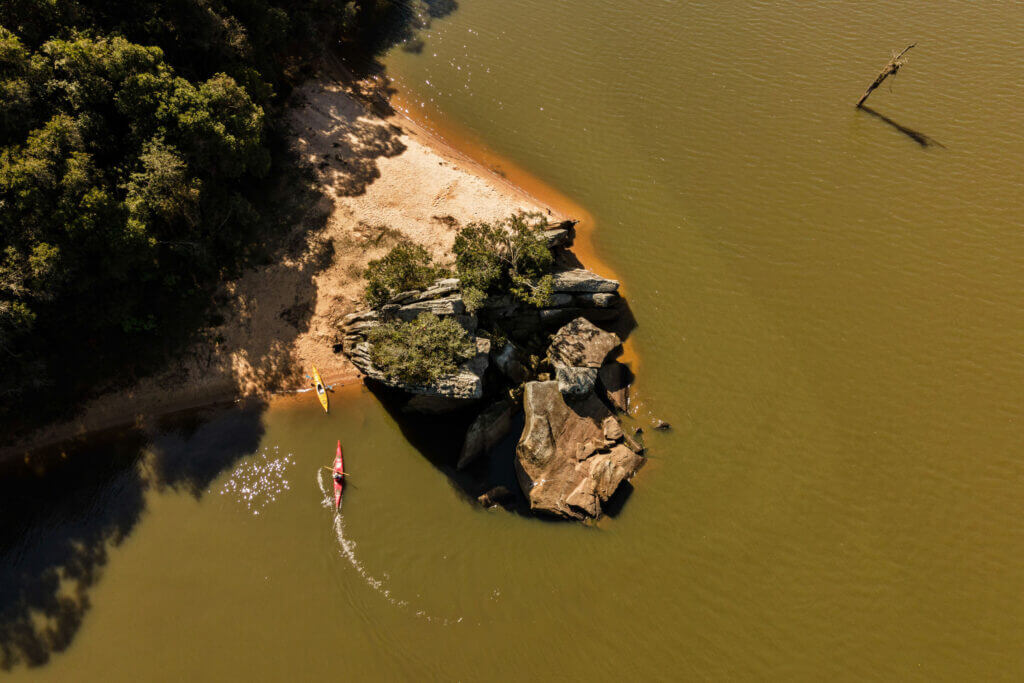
[452,212,554,311]
[368,312,476,385]
[363,241,446,308]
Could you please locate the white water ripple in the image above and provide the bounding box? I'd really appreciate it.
[217,447,294,515]
[315,470,463,626]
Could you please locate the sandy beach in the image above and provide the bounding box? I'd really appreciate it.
[2,64,560,458]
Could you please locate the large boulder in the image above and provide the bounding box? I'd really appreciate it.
[547,318,621,399]
[515,381,644,520]
[548,317,621,369]
[555,365,598,398]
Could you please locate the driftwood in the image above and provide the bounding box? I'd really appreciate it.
[856,44,916,108]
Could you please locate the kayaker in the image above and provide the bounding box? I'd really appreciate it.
[333,471,344,484]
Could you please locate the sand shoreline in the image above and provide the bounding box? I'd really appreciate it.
[1,63,575,460]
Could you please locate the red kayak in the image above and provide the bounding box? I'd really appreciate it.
[332,440,345,510]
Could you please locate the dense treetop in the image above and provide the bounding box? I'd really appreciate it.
[0,0,435,429]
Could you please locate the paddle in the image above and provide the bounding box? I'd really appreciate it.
[320,465,353,478]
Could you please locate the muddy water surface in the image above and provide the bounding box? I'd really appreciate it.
[5,1,1024,679]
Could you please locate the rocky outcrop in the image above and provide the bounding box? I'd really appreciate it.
[550,269,620,293]
[478,268,622,340]
[339,268,619,411]
[515,381,644,520]
[547,317,621,398]
[548,317,621,368]
[542,220,577,249]
[336,231,649,522]
[340,283,489,412]
[555,365,598,398]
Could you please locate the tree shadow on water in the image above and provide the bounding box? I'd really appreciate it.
[147,402,267,498]
[0,432,148,670]
[0,401,269,670]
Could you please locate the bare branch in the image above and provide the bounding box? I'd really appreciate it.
[856,43,916,108]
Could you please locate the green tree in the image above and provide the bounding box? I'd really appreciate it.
[453,212,554,311]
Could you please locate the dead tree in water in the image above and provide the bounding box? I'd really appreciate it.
[856,44,916,108]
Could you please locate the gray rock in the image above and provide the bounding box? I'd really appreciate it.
[556,365,598,398]
[417,277,461,300]
[538,307,620,328]
[551,269,620,294]
[395,295,465,321]
[515,381,643,520]
[652,419,671,431]
[388,290,421,305]
[543,228,572,248]
[539,220,576,249]
[341,309,380,326]
[458,399,515,469]
[548,318,620,400]
[492,342,527,384]
[549,293,574,307]
[343,320,378,336]
[548,318,621,369]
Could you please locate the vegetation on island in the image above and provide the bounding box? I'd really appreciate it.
[367,312,475,385]
[0,0,444,432]
[363,241,448,308]
[453,213,554,312]
[357,213,556,385]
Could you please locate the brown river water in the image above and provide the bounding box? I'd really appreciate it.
[4,1,1024,679]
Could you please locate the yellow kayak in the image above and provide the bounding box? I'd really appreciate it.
[312,366,329,414]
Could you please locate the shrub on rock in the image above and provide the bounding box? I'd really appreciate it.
[453,212,554,311]
[367,312,475,385]
[363,241,447,308]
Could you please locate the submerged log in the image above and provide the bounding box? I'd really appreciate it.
[856,44,916,108]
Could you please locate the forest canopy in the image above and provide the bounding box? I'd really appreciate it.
[0,0,446,429]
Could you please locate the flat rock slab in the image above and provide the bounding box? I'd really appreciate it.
[551,269,620,294]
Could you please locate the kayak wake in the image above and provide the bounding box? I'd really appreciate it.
[315,469,462,625]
